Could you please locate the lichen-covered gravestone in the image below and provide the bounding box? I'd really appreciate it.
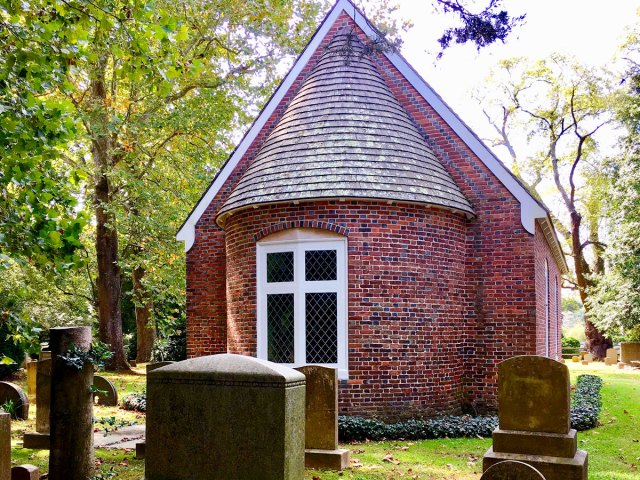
[146,354,305,480]
[93,375,118,406]
[295,366,349,470]
[22,359,51,449]
[0,382,28,420]
[483,356,587,480]
[604,348,618,366]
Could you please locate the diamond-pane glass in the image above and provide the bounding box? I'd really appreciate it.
[305,292,338,364]
[305,250,337,281]
[267,252,294,283]
[267,294,294,363]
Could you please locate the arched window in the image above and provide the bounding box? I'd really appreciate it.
[256,229,348,378]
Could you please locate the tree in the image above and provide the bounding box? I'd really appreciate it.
[588,31,640,341]
[475,55,616,358]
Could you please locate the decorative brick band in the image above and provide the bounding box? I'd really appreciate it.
[254,220,349,242]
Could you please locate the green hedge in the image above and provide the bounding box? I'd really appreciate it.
[339,374,603,441]
[570,374,603,431]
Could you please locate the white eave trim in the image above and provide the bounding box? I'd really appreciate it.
[177,0,548,252]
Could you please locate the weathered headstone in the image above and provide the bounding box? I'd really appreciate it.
[618,362,625,369]
[295,366,349,470]
[10,465,39,480]
[93,375,118,406]
[1,412,9,480]
[580,360,589,365]
[620,342,640,364]
[0,383,28,420]
[481,460,546,479]
[48,326,94,480]
[146,354,305,480]
[604,348,618,366]
[23,358,51,449]
[483,356,588,480]
[25,361,37,403]
[146,361,175,374]
[583,353,593,363]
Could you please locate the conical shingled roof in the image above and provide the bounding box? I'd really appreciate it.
[217,30,474,221]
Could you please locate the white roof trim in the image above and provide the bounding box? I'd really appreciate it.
[177,0,548,252]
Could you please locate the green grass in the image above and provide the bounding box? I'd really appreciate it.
[5,362,639,479]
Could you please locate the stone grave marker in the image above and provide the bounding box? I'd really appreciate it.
[48,326,94,480]
[295,366,349,470]
[93,375,118,406]
[1,412,9,480]
[583,353,593,363]
[620,342,640,364]
[10,465,39,480]
[146,354,305,480]
[26,361,37,402]
[0,383,28,420]
[481,460,546,479]
[23,358,51,449]
[604,348,618,366]
[483,355,588,480]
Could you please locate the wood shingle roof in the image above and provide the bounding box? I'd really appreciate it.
[217,31,475,220]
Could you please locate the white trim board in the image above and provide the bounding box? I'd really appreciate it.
[177,0,552,252]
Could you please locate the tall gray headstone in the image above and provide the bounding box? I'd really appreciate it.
[48,326,94,480]
[146,354,305,480]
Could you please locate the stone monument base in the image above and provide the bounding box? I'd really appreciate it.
[136,441,145,459]
[22,432,50,449]
[605,357,616,366]
[483,447,588,480]
[492,428,577,458]
[305,448,350,470]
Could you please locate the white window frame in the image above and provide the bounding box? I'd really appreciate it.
[545,259,550,357]
[256,235,348,379]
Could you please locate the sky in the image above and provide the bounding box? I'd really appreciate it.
[391,0,640,158]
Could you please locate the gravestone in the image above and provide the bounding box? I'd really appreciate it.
[620,342,640,364]
[146,361,175,374]
[483,356,588,480]
[583,353,593,363]
[10,465,39,480]
[481,460,546,479]
[1,412,9,480]
[0,383,28,420]
[93,375,118,406]
[604,348,618,366]
[295,366,349,470]
[23,358,51,449]
[146,354,305,480]
[26,361,37,402]
[48,326,94,480]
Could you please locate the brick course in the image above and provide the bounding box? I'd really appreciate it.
[184,11,562,418]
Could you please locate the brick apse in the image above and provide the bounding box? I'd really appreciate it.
[177,0,568,418]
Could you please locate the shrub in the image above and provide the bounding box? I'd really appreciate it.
[562,337,581,349]
[0,323,25,379]
[121,391,146,412]
[570,374,603,431]
[152,334,186,362]
[338,414,498,442]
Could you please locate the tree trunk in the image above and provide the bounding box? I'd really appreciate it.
[133,265,155,363]
[90,52,128,371]
[570,211,612,359]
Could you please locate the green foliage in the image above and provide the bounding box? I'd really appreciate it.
[570,374,603,431]
[562,337,581,349]
[0,322,25,378]
[94,415,135,435]
[121,391,146,412]
[0,400,17,417]
[338,415,498,442]
[58,341,114,371]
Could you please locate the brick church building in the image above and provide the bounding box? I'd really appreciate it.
[177,0,567,417]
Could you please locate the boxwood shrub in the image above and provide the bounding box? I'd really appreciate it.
[570,374,603,431]
[339,374,604,441]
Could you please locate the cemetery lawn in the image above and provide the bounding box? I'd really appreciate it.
[6,363,640,479]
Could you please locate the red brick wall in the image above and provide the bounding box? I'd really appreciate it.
[185,11,558,416]
[534,222,563,359]
[224,200,468,418]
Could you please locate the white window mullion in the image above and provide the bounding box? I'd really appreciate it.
[294,247,306,365]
